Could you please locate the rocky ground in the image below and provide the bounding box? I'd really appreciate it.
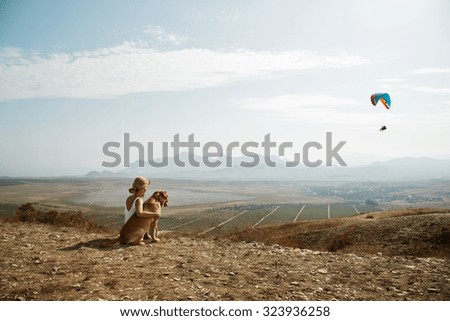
[1,217,449,301]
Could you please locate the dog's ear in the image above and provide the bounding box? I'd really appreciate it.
[160,191,168,206]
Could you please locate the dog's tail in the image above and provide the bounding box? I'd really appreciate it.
[99,237,121,248]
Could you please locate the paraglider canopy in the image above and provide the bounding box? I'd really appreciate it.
[370,93,391,110]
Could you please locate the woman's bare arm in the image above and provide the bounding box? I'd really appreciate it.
[135,198,161,219]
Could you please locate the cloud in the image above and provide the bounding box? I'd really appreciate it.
[412,86,450,94]
[216,10,240,23]
[377,78,403,82]
[241,94,361,111]
[240,94,369,125]
[410,68,450,74]
[0,43,369,101]
[141,25,188,45]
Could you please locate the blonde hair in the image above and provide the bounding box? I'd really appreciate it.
[128,176,150,194]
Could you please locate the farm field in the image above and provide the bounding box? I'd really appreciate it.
[150,202,380,236]
[3,177,448,235]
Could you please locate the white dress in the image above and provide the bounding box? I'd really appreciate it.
[124,197,142,223]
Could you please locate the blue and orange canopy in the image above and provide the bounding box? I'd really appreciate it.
[370,93,391,109]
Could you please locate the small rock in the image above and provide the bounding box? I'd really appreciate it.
[317,268,328,274]
[290,282,300,286]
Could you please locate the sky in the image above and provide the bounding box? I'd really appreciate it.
[1,0,450,176]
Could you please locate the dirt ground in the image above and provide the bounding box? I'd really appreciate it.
[1,215,449,301]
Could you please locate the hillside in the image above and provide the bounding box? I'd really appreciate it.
[226,209,450,259]
[0,208,449,301]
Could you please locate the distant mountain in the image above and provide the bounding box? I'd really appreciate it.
[88,155,450,181]
[363,157,450,180]
[121,152,288,175]
[85,170,116,178]
[340,153,391,166]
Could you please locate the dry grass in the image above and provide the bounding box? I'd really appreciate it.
[326,234,353,252]
[2,203,107,232]
[226,208,450,258]
[369,207,450,218]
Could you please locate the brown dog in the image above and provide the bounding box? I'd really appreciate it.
[121,190,169,245]
[102,191,169,247]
